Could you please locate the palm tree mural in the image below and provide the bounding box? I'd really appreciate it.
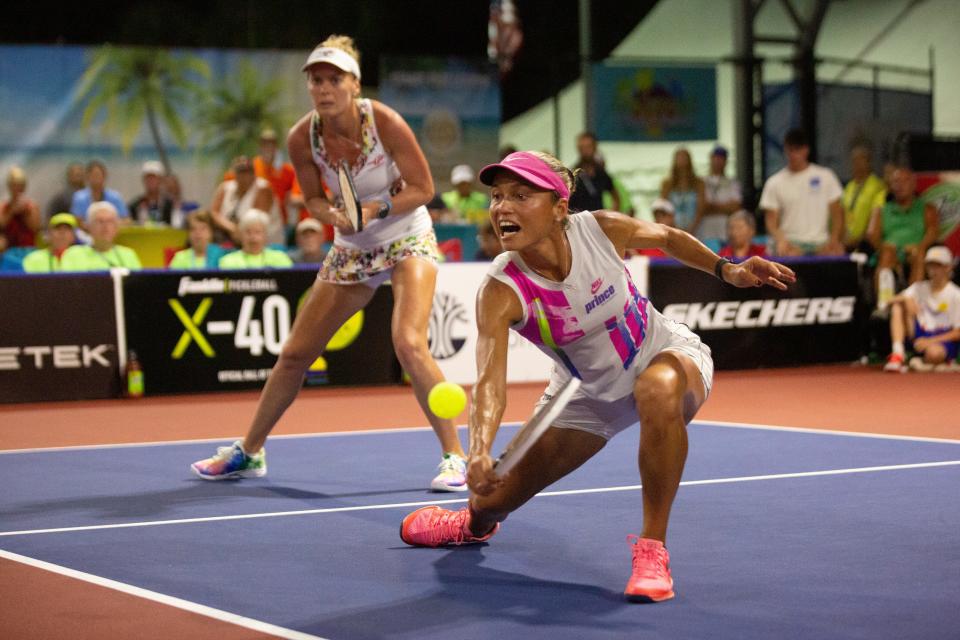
[75,45,210,173]
[196,60,288,166]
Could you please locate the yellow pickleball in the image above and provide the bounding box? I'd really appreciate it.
[428,382,467,420]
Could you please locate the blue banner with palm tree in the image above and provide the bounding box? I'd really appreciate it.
[0,44,308,212]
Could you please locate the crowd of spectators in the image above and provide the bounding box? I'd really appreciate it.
[1,120,955,367]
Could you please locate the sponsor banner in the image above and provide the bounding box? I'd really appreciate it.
[429,257,650,385]
[0,274,120,403]
[123,269,399,395]
[649,258,862,369]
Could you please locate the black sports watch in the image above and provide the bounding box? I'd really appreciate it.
[376,197,393,219]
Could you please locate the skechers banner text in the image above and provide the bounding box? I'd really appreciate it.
[662,296,855,330]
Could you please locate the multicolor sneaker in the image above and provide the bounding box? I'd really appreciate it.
[430,453,468,492]
[883,353,906,373]
[624,536,675,603]
[190,441,266,480]
[400,506,498,547]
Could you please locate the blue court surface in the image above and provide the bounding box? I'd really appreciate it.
[2,422,959,640]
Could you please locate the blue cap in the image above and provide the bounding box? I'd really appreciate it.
[711,145,729,157]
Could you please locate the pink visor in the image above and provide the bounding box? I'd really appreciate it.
[478,152,570,200]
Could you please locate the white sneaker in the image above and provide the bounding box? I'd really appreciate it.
[908,356,934,372]
[430,453,468,492]
[933,362,960,373]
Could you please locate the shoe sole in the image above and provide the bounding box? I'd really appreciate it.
[625,590,675,603]
[190,465,267,481]
[429,480,469,492]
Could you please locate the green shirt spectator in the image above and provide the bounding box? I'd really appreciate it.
[880,198,928,259]
[22,212,78,273]
[842,173,886,246]
[170,246,226,270]
[218,208,292,269]
[219,248,293,269]
[60,203,143,271]
[61,244,142,271]
[168,210,223,270]
[442,164,489,224]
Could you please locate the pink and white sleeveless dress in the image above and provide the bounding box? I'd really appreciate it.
[310,98,441,287]
[487,212,714,439]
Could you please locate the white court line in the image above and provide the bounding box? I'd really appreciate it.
[2,417,958,456]
[697,420,960,445]
[2,459,957,538]
[0,548,328,640]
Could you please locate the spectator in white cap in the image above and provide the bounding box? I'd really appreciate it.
[633,198,676,258]
[884,245,960,372]
[289,217,327,264]
[651,197,676,228]
[128,160,175,226]
[218,209,293,269]
[442,164,489,224]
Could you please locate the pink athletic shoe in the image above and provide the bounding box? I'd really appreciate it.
[624,535,675,603]
[399,506,499,547]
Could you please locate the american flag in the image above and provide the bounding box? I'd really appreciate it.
[488,0,523,76]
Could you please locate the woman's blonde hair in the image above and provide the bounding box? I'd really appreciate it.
[527,151,577,200]
[320,34,360,63]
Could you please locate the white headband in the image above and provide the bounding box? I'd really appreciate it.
[301,47,361,80]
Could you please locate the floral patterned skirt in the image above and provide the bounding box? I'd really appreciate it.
[317,229,442,285]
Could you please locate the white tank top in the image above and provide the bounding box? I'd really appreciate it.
[488,213,669,401]
[221,177,284,246]
[309,98,432,250]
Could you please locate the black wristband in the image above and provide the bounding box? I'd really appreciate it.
[714,257,731,283]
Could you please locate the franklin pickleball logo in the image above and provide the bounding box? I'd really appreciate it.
[428,292,467,360]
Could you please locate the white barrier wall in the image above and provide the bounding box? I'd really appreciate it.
[430,256,649,385]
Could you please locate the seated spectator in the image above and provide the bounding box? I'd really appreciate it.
[842,143,886,251]
[474,220,502,261]
[571,132,620,213]
[719,211,767,259]
[634,198,675,258]
[23,213,79,273]
[61,202,142,271]
[1,166,42,250]
[868,166,938,308]
[884,246,960,372]
[659,147,704,234]
[128,161,174,225]
[701,145,742,242]
[163,173,197,229]
[255,128,298,229]
[46,162,85,223]
[760,129,844,256]
[219,209,293,269]
[70,160,129,223]
[211,156,280,245]
[168,210,225,270]
[441,165,489,224]
[288,218,327,264]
